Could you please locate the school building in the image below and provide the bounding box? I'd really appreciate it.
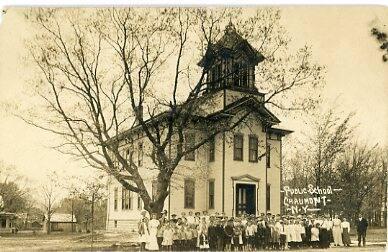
[106,22,292,232]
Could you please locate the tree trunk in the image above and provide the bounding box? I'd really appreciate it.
[47,216,51,234]
[91,193,95,248]
[142,174,170,217]
[71,199,74,233]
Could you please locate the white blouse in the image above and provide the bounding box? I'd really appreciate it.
[341,221,350,232]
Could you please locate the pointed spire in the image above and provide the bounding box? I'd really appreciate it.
[225,20,236,34]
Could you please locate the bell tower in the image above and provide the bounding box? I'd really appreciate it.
[198,22,265,94]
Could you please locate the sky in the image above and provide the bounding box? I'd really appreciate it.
[0,6,387,187]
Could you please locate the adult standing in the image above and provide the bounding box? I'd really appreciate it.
[341,217,351,247]
[156,214,165,249]
[310,223,320,248]
[215,219,226,251]
[320,217,330,248]
[138,210,150,251]
[207,218,218,250]
[198,217,209,250]
[332,214,343,246]
[356,214,368,247]
[224,219,234,251]
[147,213,160,251]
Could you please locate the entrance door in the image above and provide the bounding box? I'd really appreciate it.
[235,183,256,216]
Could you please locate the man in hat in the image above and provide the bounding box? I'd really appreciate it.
[215,218,226,251]
[356,214,368,247]
[171,214,178,224]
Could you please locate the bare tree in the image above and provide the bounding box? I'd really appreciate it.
[284,109,354,213]
[78,179,105,247]
[41,172,60,234]
[23,8,325,214]
[0,161,31,214]
[333,143,384,222]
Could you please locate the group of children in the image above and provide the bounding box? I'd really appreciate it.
[139,210,352,251]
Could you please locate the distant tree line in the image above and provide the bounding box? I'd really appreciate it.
[284,109,387,227]
[0,161,43,230]
[56,178,107,232]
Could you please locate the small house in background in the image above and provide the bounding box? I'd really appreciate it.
[44,213,77,232]
[0,212,17,233]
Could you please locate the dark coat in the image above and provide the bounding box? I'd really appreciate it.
[356,218,368,233]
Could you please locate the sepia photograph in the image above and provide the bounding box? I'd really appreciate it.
[0,4,387,251]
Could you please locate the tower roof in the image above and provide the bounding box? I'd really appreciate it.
[198,22,265,69]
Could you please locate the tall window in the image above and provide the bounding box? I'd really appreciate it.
[114,187,118,211]
[185,133,196,161]
[249,135,258,162]
[122,187,132,210]
[138,142,143,167]
[208,180,215,209]
[209,137,215,162]
[233,134,243,161]
[266,144,271,168]
[184,179,195,208]
[137,195,143,210]
[266,184,271,211]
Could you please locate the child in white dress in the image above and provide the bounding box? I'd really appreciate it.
[162,221,174,251]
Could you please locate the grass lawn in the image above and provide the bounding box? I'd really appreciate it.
[0,232,138,251]
[349,227,386,242]
[0,228,385,251]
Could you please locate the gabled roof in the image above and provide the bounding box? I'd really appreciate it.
[268,127,293,136]
[47,213,76,223]
[206,96,281,125]
[106,95,286,145]
[0,212,17,218]
[231,174,260,182]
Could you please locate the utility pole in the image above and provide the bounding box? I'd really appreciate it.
[91,191,95,249]
[71,191,75,233]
